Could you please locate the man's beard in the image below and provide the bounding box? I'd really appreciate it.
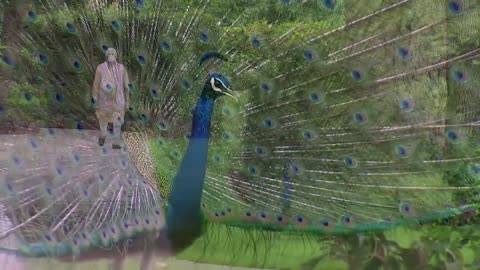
[107,56,116,63]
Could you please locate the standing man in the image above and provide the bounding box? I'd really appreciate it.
[92,48,130,149]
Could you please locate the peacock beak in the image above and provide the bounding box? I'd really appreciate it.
[222,88,238,102]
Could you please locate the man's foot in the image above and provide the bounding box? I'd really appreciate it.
[98,136,106,146]
[155,261,168,270]
[112,143,122,149]
[108,122,114,135]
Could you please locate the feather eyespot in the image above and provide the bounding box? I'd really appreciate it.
[448,0,465,13]
[252,36,261,48]
[323,0,337,9]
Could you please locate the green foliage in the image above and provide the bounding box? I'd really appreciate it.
[175,220,480,270]
[444,162,480,204]
[6,82,49,122]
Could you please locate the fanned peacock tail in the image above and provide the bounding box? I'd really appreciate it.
[1,0,480,269]
[199,0,480,232]
[0,129,164,257]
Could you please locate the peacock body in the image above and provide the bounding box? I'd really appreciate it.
[1,0,480,269]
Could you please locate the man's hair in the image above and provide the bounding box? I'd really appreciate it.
[105,47,117,56]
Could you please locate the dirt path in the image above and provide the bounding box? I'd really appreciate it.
[0,250,274,270]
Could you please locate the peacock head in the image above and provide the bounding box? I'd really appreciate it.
[198,51,236,101]
[202,73,237,101]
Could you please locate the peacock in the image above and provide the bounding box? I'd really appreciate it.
[1,0,480,269]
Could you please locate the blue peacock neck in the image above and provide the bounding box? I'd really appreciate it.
[190,95,215,138]
[165,93,216,250]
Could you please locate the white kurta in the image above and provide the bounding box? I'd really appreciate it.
[92,61,130,123]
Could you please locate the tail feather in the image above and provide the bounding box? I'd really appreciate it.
[197,0,480,236]
[0,129,164,259]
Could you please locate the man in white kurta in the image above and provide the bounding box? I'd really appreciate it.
[92,48,130,149]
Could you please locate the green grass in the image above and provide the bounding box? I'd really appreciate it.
[176,222,480,270]
[178,224,330,269]
[176,223,413,270]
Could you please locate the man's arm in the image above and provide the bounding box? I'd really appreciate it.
[92,65,102,106]
[122,65,130,111]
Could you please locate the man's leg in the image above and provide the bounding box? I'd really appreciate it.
[112,113,123,149]
[98,117,108,147]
